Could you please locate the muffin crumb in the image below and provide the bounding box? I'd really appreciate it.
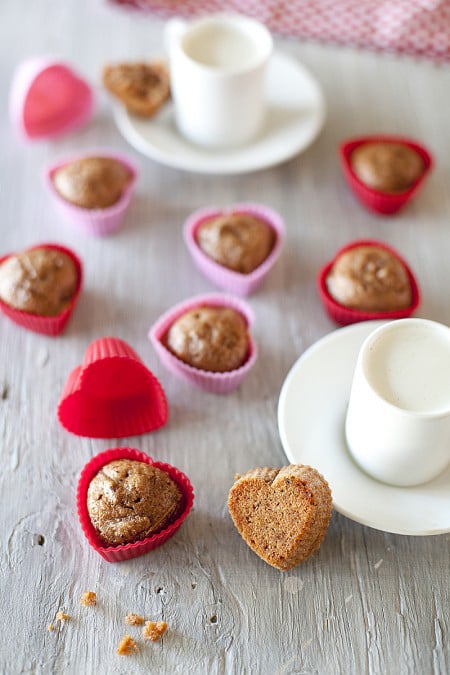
[142,621,167,642]
[81,591,97,607]
[117,635,138,656]
[125,613,145,626]
[55,611,70,623]
[47,623,54,632]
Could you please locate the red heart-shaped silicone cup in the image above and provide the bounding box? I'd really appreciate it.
[58,337,168,438]
[317,239,420,326]
[77,447,194,562]
[339,135,433,215]
[0,243,82,336]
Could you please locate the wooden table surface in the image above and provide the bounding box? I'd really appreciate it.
[1,2,449,674]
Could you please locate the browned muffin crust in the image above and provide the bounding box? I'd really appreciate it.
[326,245,412,312]
[228,465,332,571]
[0,247,78,316]
[53,157,131,209]
[103,61,170,117]
[196,213,275,274]
[165,306,249,373]
[87,459,182,547]
[351,142,424,193]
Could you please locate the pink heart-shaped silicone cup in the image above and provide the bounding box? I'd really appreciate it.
[339,135,433,215]
[58,337,168,438]
[10,57,94,140]
[0,242,83,336]
[45,150,138,237]
[149,293,258,394]
[183,203,285,296]
[77,447,194,562]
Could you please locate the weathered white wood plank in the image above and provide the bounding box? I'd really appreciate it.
[0,1,449,674]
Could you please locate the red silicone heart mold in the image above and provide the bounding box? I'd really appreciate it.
[317,238,420,326]
[58,337,168,438]
[339,135,433,215]
[77,447,194,562]
[0,242,82,336]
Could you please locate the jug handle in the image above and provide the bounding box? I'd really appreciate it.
[164,18,187,55]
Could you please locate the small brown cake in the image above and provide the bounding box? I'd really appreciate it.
[228,465,332,571]
[0,247,78,316]
[196,213,275,274]
[103,61,170,117]
[326,245,412,312]
[351,142,424,193]
[165,306,249,373]
[87,459,183,547]
[53,157,131,209]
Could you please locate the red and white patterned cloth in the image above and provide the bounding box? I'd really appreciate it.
[109,0,450,63]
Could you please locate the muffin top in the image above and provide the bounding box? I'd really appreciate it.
[196,213,275,274]
[102,61,170,117]
[165,306,249,373]
[53,156,131,209]
[351,142,424,193]
[0,247,78,316]
[326,245,412,312]
[87,459,182,547]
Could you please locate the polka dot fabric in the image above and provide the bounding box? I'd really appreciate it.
[109,0,450,63]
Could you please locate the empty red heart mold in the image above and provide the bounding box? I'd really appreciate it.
[58,337,168,438]
[77,447,194,562]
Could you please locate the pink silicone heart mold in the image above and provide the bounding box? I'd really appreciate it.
[149,293,258,394]
[45,150,138,237]
[0,242,82,336]
[10,57,94,140]
[77,447,194,562]
[58,337,168,438]
[183,203,285,296]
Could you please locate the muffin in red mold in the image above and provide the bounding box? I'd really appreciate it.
[0,242,82,336]
[317,239,420,325]
[77,447,194,562]
[339,135,432,215]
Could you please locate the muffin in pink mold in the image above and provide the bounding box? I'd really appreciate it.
[46,151,138,236]
[184,203,284,296]
[149,293,258,394]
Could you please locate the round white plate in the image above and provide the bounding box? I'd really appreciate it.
[278,321,450,536]
[113,51,325,175]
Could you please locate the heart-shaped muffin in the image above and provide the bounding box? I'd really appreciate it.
[228,465,332,571]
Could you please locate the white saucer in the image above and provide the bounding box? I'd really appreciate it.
[114,51,325,175]
[278,321,450,536]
